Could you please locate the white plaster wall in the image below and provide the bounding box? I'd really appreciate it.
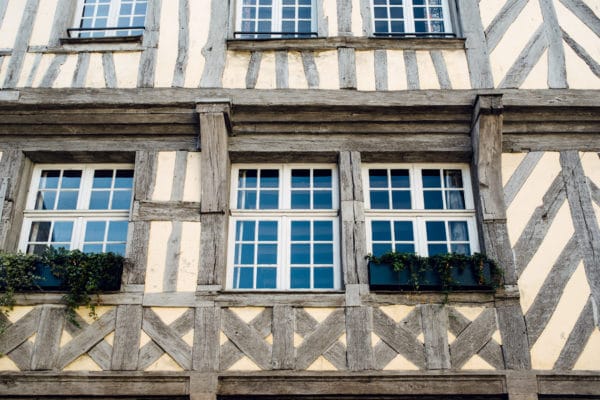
[31,53,54,87]
[16,53,38,87]
[520,49,548,89]
[184,0,210,87]
[152,151,177,201]
[564,44,600,89]
[355,50,375,91]
[177,222,201,292]
[0,1,25,49]
[29,0,58,47]
[52,54,78,88]
[288,51,309,89]
[155,0,179,87]
[479,0,506,31]
[85,52,106,88]
[182,152,201,203]
[222,51,250,89]
[323,0,338,36]
[255,51,276,89]
[443,50,471,89]
[416,51,440,90]
[113,52,141,88]
[145,221,172,293]
[314,50,339,89]
[351,0,363,36]
[387,50,407,90]
[556,1,600,66]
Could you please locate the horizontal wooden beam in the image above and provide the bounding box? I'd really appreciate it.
[538,374,600,396]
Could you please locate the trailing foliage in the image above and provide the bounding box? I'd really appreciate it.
[0,248,123,325]
[366,251,502,291]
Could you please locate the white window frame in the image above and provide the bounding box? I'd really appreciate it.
[72,0,147,38]
[363,163,478,256]
[235,0,318,38]
[19,163,133,255]
[228,164,341,291]
[371,0,453,36]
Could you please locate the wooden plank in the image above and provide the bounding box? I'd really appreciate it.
[338,47,356,89]
[301,51,319,89]
[272,305,294,370]
[431,50,452,89]
[558,0,600,37]
[560,151,600,314]
[172,0,190,88]
[484,0,528,53]
[111,305,142,370]
[421,304,451,370]
[49,0,77,47]
[2,0,38,89]
[540,0,567,88]
[503,133,600,152]
[245,51,262,89]
[499,26,548,88]
[142,307,192,369]
[57,308,117,369]
[456,0,493,88]
[371,308,425,369]
[345,306,374,371]
[538,374,600,396]
[137,0,161,87]
[449,308,497,368]
[275,51,289,89]
[295,308,346,370]
[200,0,229,87]
[7,341,34,371]
[102,52,118,89]
[336,0,352,34]
[562,29,600,79]
[193,306,220,372]
[554,297,596,370]
[134,151,157,202]
[163,220,183,292]
[72,52,90,88]
[215,293,345,307]
[31,306,64,370]
[374,49,388,91]
[0,307,41,356]
[198,213,227,287]
[403,50,420,90]
[63,314,113,370]
[496,298,531,370]
[126,221,150,285]
[220,308,272,370]
[132,200,200,222]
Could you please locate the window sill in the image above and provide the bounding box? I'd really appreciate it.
[26,35,146,53]
[227,36,465,51]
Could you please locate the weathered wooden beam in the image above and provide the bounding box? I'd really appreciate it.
[111,305,143,370]
[271,305,295,370]
[31,305,64,370]
[142,308,192,370]
[132,200,200,222]
[421,304,451,370]
[0,149,32,252]
[345,306,374,371]
[193,305,220,372]
[496,294,532,370]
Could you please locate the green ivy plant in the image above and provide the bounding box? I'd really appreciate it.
[0,248,124,326]
[366,251,503,292]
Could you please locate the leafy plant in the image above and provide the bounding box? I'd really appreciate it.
[0,252,40,332]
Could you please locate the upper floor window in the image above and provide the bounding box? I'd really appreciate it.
[228,165,340,290]
[71,0,147,38]
[19,164,134,256]
[372,0,453,37]
[235,0,317,39]
[363,164,478,257]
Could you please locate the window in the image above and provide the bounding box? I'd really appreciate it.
[364,164,478,257]
[372,0,453,36]
[235,0,317,38]
[71,0,147,38]
[228,165,340,290]
[19,164,134,256]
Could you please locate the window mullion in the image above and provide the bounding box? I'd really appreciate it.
[405,0,415,33]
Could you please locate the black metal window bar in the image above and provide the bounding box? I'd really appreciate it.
[234,31,318,39]
[67,26,145,38]
[373,32,457,38]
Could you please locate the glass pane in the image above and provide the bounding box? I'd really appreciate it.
[430,7,443,18]
[257,267,277,288]
[107,221,128,241]
[390,7,403,18]
[390,169,409,187]
[237,221,256,241]
[314,267,334,288]
[314,244,333,264]
[413,7,426,18]
[446,190,465,209]
[62,170,82,188]
[314,221,333,241]
[313,191,332,209]
[115,170,134,188]
[374,20,389,32]
[260,170,279,188]
[390,21,404,32]
[93,170,113,188]
[291,191,310,209]
[291,267,310,289]
[424,191,443,209]
[240,244,255,264]
[451,244,471,255]
[314,169,332,188]
[291,169,310,188]
[258,221,277,241]
[395,243,415,253]
[371,221,392,241]
[237,267,254,289]
[105,243,126,255]
[391,190,411,209]
[52,221,74,242]
[291,221,310,241]
[257,244,277,264]
[298,7,311,19]
[120,3,132,14]
[259,190,279,209]
[369,169,388,188]
[370,191,389,209]
[372,243,391,257]
[28,244,49,255]
[85,221,106,242]
[426,221,446,241]
[428,243,448,256]
[112,190,132,209]
[282,6,295,18]
[83,244,103,253]
[449,221,469,241]
[374,7,388,18]
[35,191,56,210]
[239,190,257,209]
[239,170,257,188]
[90,190,110,209]
[29,221,51,242]
[394,221,414,241]
[414,21,427,32]
[57,191,78,210]
[291,244,310,264]
[444,170,463,188]
[422,169,441,187]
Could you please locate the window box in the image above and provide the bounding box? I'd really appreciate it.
[33,259,122,292]
[367,253,499,291]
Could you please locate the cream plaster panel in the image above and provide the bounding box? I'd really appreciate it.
[338,333,347,346]
[28,333,36,344]
[152,151,176,201]
[0,0,25,48]
[416,51,440,89]
[355,50,375,91]
[383,354,419,370]
[574,328,600,370]
[492,329,502,345]
[556,1,600,65]
[228,355,262,371]
[479,0,507,31]
[323,0,338,36]
[255,51,276,89]
[229,307,265,323]
[564,43,600,89]
[76,305,112,325]
[145,221,172,293]
[31,54,54,87]
[85,53,106,88]
[307,355,337,371]
[387,50,407,90]
[447,331,456,344]
[490,0,543,87]
[453,306,484,322]
[0,56,11,87]
[182,330,194,347]
[294,332,304,347]
[182,152,201,203]
[288,51,308,89]
[184,0,210,87]
[104,332,115,346]
[146,353,184,371]
[155,0,179,87]
[519,202,574,314]
[501,153,526,187]
[152,307,188,325]
[531,263,590,369]
[60,330,73,347]
[4,306,34,323]
[16,53,37,87]
[140,331,151,347]
[582,0,600,17]
[63,355,102,371]
[113,52,141,88]
[416,332,424,343]
[0,356,20,371]
[462,354,495,370]
[177,222,201,292]
[443,50,471,89]
[222,51,250,89]
[351,0,362,36]
[220,331,229,346]
[52,54,78,88]
[371,332,380,347]
[520,49,548,89]
[264,334,273,345]
[314,50,339,89]
[379,305,413,323]
[581,152,600,187]
[29,0,57,47]
[506,152,561,246]
[304,307,335,323]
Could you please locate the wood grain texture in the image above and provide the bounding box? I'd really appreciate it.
[499,26,547,89]
[245,51,262,89]
[2,0,39,88]
[421,304,451,370]
[295,308,346,370]
[221,308,272,370]
[554,297,596,370]
[31,306,64,370]
[372,308,426,369]
[172,0,189,87]
[272,305,294,369]
[345,306,374,371]
[496,300,531,369]
[72,52,90,88]
[540,0,567,88]
[193,306,220,372]
[449,308,497,369]
[338,47,356,89]
[132,200,200,221]
[484,0,528,53]
[137,0,161,87]
[456,0,493,88]
[0,307,41,358]
[102,52,118,89]
[142,307,192,369]
[111,305,142,370]
[200,0,228,87]
[503,152,544,207]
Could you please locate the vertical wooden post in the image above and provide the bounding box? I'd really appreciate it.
[471,94,531,370]
[193,304,221,372]
[111,304,143,370]
[421,304,451,370]
[0,150,32,252]
[197,99,231,290]
[31,305,64,370]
